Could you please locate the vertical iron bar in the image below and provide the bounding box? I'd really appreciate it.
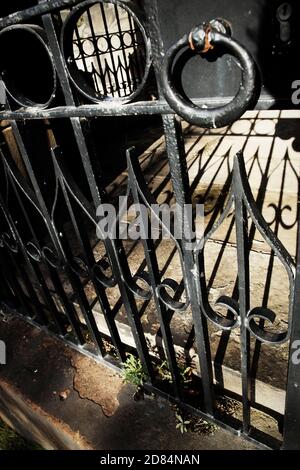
[29,261,67,334]
[103,58,115,96]
[127,11,142,84]
[41,9,155,379]
[0,251,15,305]
[144,0,214,414]
[74,25,89,74]
[0,195,49,325]
[233,157,251,433]
[99,2,121,97]
[92,63,101,95]
[4,163,67,335]
[127,148,182,398]
[8,120,102,347]
[47,266,86,344]
[116,56,126,96]
[54,154,126,361]
[114,5,132,95]
[164,116,215,414]
[0,248,34,317]
[282,192,300,449]
[86,7,108,95]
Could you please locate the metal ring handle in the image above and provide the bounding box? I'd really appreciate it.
[161,23,258,129]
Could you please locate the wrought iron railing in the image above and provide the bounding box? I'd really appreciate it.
[0,0,299,450]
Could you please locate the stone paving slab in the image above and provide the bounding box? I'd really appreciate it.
[0,318,259,450]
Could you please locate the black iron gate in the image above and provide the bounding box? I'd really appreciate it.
[0,0,299,450]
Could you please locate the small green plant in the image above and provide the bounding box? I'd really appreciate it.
[122,354,146,388]
[216,396,239,416]
[157,360,172,383]
[175,412,190,434]
[0,418,42,450]
[190,416,218,435]
[102,339,118,358]
[171,403,218,436]
[156,359,194,385]
[179,365,193,385]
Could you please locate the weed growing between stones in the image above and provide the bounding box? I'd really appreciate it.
[171,404,219,436]
[0,418,42,450]
[122,354,146,388]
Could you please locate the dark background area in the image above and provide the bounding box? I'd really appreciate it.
[157,0,300,104]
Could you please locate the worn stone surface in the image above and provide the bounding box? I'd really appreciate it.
[0,317,260,450]
[0,379,91,450]
[71,356,123,417]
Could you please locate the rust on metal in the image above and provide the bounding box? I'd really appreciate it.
[188,24,214,53]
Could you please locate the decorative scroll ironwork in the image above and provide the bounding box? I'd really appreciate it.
[124,146,296,434]
[195,152,295,345]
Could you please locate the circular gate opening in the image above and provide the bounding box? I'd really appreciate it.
[0,25,56,108]
[62,0,150,103]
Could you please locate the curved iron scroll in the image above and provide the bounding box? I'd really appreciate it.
[125,148,295,346]
[125,147,191,313]
[195,152,295,345]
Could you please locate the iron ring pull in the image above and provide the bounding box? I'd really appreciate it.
[161,20,258,129]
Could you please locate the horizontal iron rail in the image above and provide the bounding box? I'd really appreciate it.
[0,0,83,30]
[0,96,286,121]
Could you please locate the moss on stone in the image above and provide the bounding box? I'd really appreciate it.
[0,418,42,450]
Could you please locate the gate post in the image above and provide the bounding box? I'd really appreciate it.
[143,0,215,415]
[282,209,300,449]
